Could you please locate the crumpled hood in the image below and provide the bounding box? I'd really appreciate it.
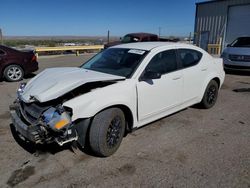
[20,67,125,103]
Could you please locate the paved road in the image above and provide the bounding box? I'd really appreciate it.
[0,55,249,188]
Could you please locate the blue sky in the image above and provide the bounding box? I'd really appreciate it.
[0,0,204,37]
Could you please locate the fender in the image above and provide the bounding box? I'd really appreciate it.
[63,80,138,125]
[198,70,224,102]
[1,61,24,75]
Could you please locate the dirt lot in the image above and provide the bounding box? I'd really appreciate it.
[0,54,249,188]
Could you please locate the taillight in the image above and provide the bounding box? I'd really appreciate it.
[31,55,37,62]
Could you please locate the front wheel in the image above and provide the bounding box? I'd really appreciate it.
[89,108,125,157]
[200,80,219,109]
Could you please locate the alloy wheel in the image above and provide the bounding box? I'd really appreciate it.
[207,85,217,105]
[106,116,122,148]
[7,66,22,81]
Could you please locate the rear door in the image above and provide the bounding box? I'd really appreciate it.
[177,49,205,104]
[137,49,182,124]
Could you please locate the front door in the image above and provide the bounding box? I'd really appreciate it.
[136,49,182,125]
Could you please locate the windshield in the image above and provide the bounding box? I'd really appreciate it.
[122,35,140,43]
[230,37,250,47]
[81,48,148,78]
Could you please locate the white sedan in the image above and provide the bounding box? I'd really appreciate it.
[10,42,225,157]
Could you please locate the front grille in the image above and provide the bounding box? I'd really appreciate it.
[229,54,250,62]
[19,101,50,124]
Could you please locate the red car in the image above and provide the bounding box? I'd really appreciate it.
[0,45,38,82]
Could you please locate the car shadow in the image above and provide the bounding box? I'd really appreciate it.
[24,73,37,79]
[134,108,188,131]
[0,73,37,82]
[190,103,205,109]
[10,123,75,155]
[10,123,97,157]
[233,88,250,92]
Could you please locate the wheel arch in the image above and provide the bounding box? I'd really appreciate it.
[2,63,24,76]
[74,104,134,153]
[212,77,220,88]
[96,104,134,134]
[199,75,222,102]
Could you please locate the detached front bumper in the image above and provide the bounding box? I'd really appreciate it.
[10,104,48,144]
[9,102,91,147]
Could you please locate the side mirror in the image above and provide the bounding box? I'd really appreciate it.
[140,70,161,81]
[226,44,231,47]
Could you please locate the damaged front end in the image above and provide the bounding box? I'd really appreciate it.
[9,67,125,149]
[10,100,80,146]
[10,83,91,147]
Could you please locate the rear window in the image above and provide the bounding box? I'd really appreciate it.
[230,37,250,47]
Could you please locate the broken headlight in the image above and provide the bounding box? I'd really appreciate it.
[17,82,26,98]
[42,106,72,131]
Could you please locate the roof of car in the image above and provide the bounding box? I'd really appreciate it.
[125,32,158,37]
[0,45,18,52]
[111,42,195,51]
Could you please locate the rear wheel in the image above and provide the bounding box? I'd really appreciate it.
[200,80,219,109]
[3,65,24,82]
[89,108,125,157]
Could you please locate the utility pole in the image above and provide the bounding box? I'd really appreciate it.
[158,27,161,37]
[189,32,192,44]
[107,30,110,44]
[0,28,3,45]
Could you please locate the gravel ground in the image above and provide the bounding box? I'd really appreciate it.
[0,54,249,188]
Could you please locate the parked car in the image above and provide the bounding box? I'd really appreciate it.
[10,42,225,157]
[221,37,250,71]
[104,32,179,48]
[0,45,38,82]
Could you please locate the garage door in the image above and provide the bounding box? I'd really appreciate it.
[225,4,250,45]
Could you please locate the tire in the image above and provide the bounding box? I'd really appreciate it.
[89,108,125,157]
[3,65,24,82]
[200,80,219,109]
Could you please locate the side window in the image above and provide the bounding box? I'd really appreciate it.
[178,49,202,68]
[145,50,178,74]
[0,50,5,55]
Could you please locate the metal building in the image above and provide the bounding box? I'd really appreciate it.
[194,0,250,53]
